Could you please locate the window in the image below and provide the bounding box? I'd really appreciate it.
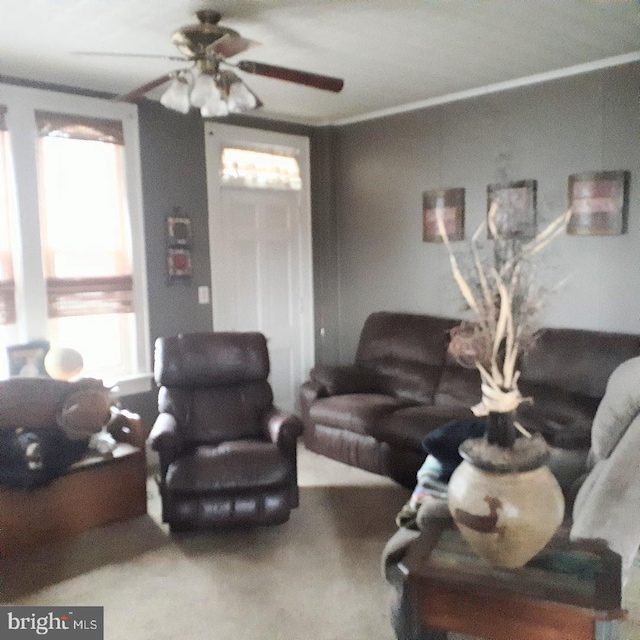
[0,106,15,324]
[0,106,16,377]
[0,85,149,390]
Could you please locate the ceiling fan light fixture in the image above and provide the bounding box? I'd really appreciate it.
[190,72,218,108]
[227,79,259,113]
[200,87,225,117]
[160,72,192,114]
[202,99,228,118]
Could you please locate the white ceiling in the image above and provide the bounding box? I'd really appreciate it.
[1,0,638,126]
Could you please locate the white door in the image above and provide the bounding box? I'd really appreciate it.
[204,123,314,414]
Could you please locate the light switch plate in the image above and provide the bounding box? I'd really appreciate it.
[198,285,210,304]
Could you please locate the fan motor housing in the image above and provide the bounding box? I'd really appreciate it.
[171,10,240,58]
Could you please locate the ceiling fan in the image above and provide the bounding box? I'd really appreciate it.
[75,9,344,117]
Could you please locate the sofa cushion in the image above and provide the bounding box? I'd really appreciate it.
[520,328,639,399]
[433,362,482,408]
[166,440,289,493]
[375,405,475,453]
[370,360,443,404]
[309,394,409,436]
[352,312,460,404]
[187,381,273,444]
[310,365,382,396]
[516,382,597,449]
[355,312,458,367]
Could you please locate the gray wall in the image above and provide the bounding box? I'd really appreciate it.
[333,63,640,363]
[123,104,335,425]
[122,102,212,424]
[112,62,640,421]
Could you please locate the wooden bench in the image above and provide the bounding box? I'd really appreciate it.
[0,411,147,556]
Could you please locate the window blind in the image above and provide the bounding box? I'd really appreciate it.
[36,111,124,145]
[46,275,133,318]
[0,281,15,325]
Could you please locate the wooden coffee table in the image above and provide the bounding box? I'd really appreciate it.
[398,524,626,640]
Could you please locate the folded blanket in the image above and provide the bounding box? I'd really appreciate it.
[395,418,486,529]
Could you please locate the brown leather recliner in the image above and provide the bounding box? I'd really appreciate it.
[148,332,303,530]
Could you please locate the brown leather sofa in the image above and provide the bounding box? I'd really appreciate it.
[149,331,303,530]
[300,311,639,489]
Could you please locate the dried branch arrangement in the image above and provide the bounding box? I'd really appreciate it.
[437,204,570,418]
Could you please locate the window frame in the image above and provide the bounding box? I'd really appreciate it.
[0,83,151,393]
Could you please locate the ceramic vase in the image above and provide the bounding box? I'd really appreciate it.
[448,413,565,568]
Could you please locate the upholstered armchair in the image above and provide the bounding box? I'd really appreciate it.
[148,332,303,531]
[570,354,640,586]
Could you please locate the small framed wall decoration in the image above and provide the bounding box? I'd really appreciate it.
[6,340,50,377]
[167,247,193,278]
[487,180,537,239]
[567,170,630,236]
[167,214,192,246]
[423,188,465,242]
[166,207,193,283]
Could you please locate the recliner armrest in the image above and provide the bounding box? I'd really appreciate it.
[148,413,183,460]
[262,409,303,450]
[310,365,381,396]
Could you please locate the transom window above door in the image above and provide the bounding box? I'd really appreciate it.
[220,147,301,190]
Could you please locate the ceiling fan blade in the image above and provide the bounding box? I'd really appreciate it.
[113,74,173,103]
[209,34,260,58]
[237,61,344,93]
[73,51,188,62]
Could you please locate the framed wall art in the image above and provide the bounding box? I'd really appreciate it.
[167,247,193,279]
[567,170,630,236]
[423,188,465,242]
[487,180,537,239]
[167,214,192,246]
[166,207,193,283]
[6,340,50,377]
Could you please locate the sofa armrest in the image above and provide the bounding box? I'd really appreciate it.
[148,413,183,462]
[262,408,303,451]
[310,365,381,396]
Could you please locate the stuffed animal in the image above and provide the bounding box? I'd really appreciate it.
[57,386,118,454]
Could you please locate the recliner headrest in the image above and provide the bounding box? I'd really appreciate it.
[154,332,270,388]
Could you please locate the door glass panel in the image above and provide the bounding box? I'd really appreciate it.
[220,147,301,190]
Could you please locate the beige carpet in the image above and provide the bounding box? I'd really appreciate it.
[2,447,409,640]
[2,447,639,640]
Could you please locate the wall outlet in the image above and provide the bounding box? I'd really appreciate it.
[198,286,210,304]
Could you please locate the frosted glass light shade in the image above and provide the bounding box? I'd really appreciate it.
[200,83,226,118]
[228,81,258,113]
[160,77,191,114]
[200,87,224,117]
[190,73,218,108]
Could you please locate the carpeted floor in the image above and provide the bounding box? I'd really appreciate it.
[2,446,639,640]
[2,447,410,639]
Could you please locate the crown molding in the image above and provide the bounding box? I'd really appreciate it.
[322,52,640,128]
